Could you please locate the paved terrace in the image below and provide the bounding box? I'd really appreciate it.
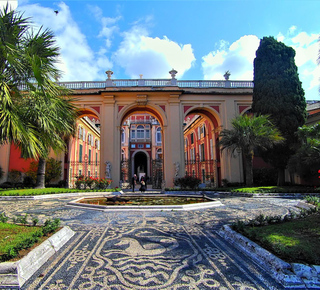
[0,192,305,290]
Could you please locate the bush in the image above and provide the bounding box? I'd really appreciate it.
[174,176,201,189]
[25,158,62,185]
[0,182,13,189]
[42,218,60,236]
[75,176,112,190]
[253,168,277,186]
[8,169,22,185]
[23,176,34,187]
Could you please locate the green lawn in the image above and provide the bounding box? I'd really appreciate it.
[0,223,43,261]
[231,186,319,194]
[0,187,121,196]
[238,213,320,265]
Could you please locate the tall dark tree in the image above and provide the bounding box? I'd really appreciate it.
[252,36,306,185]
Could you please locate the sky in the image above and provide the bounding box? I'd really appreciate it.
[1,0,319,100]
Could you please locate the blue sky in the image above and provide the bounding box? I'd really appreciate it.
[2,0,319,100]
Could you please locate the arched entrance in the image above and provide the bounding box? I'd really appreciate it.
[133,151,148,180]
[183,107,221,186]
[119,105,166,189]
[66,108,101,188]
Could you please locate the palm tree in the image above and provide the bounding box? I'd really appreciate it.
[0,6,78,188]
[288,123,320,179]
[0,5,42,156]
[219,114,283,186]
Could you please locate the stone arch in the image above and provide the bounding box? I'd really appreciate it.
[240,107,252,116]
[183,105,221,129]
[118,104,167,128]
[183,105,222,186]
[77,107,100,119]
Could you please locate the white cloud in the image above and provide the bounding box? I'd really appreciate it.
[281,31,319,93]
[0,0,17,10]
[18,2,112,81]
[202,35,260,80]
[289,25,297,35]
[89,4,121,49]
[113,24,196,79]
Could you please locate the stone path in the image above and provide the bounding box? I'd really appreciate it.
[0,193,303,289]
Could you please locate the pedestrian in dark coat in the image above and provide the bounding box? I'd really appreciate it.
[139,180,146,192]
[132,174,137,192]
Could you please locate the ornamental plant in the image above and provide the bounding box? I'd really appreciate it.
[75,175,112,190]
[98,178,112,189]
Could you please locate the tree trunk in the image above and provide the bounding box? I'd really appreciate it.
[277,168,285,186]
[245,154,254,186]
[35,157,46,188]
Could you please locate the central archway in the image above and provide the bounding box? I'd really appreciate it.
[118,104,167,189]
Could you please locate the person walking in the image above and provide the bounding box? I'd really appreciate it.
[131,174,137,192]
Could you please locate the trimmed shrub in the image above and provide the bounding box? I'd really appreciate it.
[253,168,277,186]
[174,176,201,189]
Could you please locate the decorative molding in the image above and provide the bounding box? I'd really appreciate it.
[136,94,148,106]
[210,105,220,113]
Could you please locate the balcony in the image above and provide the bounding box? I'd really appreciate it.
[53,79,253,90]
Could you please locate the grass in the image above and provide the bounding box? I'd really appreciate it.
[165,186,320,194]
[231,186,320,194]
[0,187,121,196]
[236,213,320,265]
[0,223,44,262]
[0,219,61,262]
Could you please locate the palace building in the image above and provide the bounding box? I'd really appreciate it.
[4,70,316,188]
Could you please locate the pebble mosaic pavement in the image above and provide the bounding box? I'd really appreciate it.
[0,192,303,290]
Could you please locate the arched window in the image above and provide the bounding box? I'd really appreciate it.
[137,125,144,139]
[156,127,162,143]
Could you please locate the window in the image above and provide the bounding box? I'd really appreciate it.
[96,152,98,165]
[200,124,206,137]
[88,170,91,177]
[137,125,144,139]
[146,144,150,148]
[191,133,194,144]
[79,170,82,176]
[121,130,125,143]
[210,139,213,160]
[185,138,188,147]
[200,143,205,161]
[156,127,162,143]
[79,144,83,162]
[121,150,125,161]
[145,129,150,139]
[138,144,144,148]
[131,130,136,139]
[88,149,91,164]
[78,126,83,139]
[131,144,136,148]
[202,169,205,183]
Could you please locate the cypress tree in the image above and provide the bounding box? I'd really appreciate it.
[252,36,306,185]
